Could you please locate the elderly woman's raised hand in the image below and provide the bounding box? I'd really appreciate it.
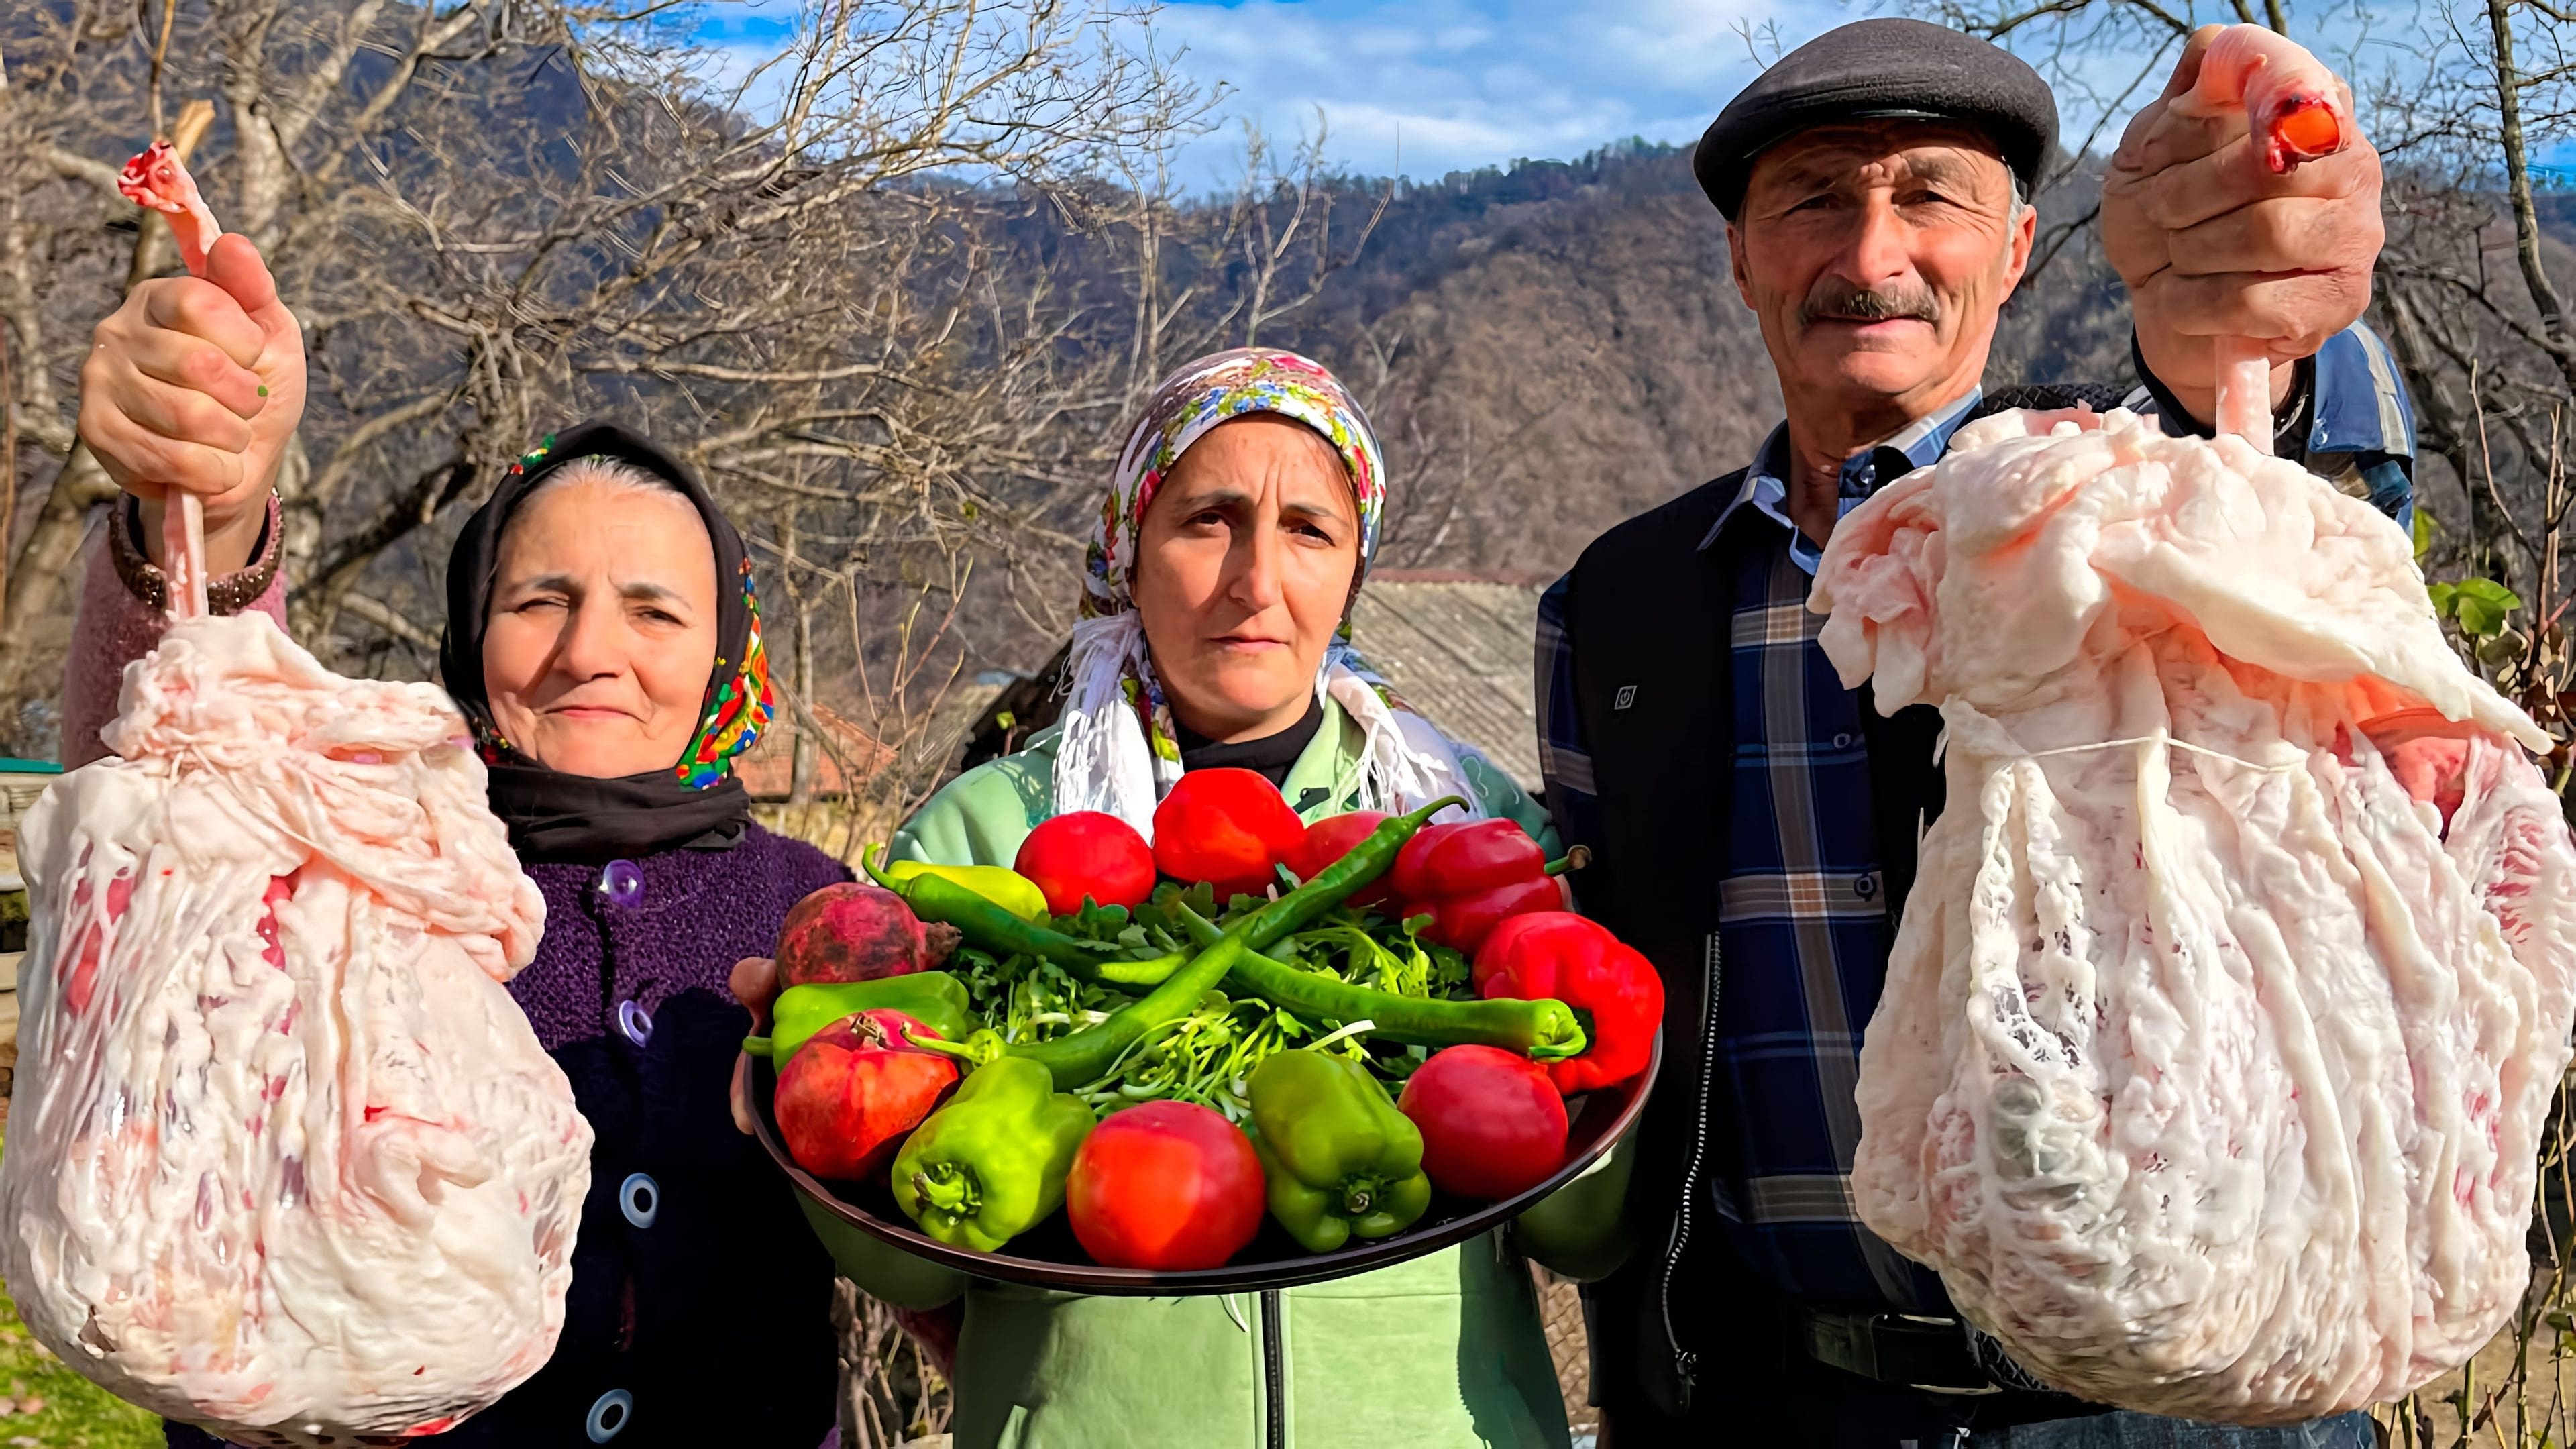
[78,233,306,574]
[2100,25,2382,423]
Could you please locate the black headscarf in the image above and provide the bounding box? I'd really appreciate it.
[439,421,773,865]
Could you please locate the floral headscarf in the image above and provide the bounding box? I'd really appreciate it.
[1054,347,1487,837]
[1085,348,1387,619]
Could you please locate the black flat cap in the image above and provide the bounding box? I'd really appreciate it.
[1695,18,2057,219]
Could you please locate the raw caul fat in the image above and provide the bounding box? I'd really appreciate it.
[1,138,587,1449]
[0,616,587,1447]
[1813,403,2576,1423]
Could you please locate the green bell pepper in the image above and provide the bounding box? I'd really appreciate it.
[890,1056,1094,1253]
[1245,1048,1433,1253]
[741,973,975,1067]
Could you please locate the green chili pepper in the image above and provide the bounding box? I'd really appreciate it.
[993,925,1251,1088]
[864,846,1151,981]
[890,1057,1095,1253]
[881,860,1050,922]
[1168,902,1591,1061]
[1246,1049,1433,1252]
[742,973,976,1065]
[913,799,1465,1091]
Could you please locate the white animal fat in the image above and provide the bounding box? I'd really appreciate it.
[0,612,586,1446]
[1814,406,2576,1422]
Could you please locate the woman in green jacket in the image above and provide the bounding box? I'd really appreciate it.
[834,348,1574,1448]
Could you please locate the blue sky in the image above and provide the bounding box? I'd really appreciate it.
[682,0,1850,182]
[1147,0,1829,180]
[684,1,2563,186]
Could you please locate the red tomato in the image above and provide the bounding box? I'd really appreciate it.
[1281,811,1390,902]
[773,1010,959,1181]
[1065,1100,1266,1269]
[1397,1046,1568,1201]
[1151,769,1307,901]
[1015,811,1157,916]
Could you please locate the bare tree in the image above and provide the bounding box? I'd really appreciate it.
[1,0,1206,743]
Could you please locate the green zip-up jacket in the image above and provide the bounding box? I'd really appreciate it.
[839,696,1574,1449]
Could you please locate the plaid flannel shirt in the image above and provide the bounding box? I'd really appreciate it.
[1536,325,2418,1312]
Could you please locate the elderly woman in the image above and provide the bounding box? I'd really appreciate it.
[824,348,1576,1449]
[65,239,845,1447]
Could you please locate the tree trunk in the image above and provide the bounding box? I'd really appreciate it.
[785,521,816,812]
[0,103,217,696]
[2488,0,2576,402]
[0,449,114,699]
[2384,288,2518,585]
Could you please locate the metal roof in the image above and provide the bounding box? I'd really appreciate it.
[1348,572,1549,792]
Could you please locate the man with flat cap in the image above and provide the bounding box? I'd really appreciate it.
[1534,17,2406,1448]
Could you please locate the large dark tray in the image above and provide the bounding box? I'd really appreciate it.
[746,1032,1658,1295]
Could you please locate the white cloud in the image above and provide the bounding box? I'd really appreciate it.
[1151,0,1832,180]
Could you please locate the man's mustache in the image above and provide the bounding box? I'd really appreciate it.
[1800,280,1941,326]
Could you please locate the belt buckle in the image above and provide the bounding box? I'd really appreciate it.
[1884,1313,2006,1397]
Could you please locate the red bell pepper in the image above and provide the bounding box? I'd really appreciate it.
[1281,810,1391,905]
[1152,768,1308,900]
[1472,912,1662,1094]
[1389,818,1568,953]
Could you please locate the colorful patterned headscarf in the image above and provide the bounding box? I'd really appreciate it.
[1085,348,1387,619]
[1054,347,1487,837]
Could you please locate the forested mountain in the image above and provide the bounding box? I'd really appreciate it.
[1231,142,2136,589]
[0,0,2532,781]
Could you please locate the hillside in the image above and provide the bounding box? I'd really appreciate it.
[1226,144,2138,589]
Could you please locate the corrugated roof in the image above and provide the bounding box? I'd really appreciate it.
[733,702,894,801]
[1348,574,1547,791]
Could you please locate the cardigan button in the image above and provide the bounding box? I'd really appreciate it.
[618,999,654,1048]
[598,859,644,909]
[620,1173,660,1229]
[586,1389,634,1442]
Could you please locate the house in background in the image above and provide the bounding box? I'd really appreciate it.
[1342,570,1552,791]
[951,572,1552,788]
[741,677,1018,806]
[732,701,895,802]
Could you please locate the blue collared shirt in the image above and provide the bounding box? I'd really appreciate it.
[1533,324,2418,1311]
[1726,389,1985,575]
